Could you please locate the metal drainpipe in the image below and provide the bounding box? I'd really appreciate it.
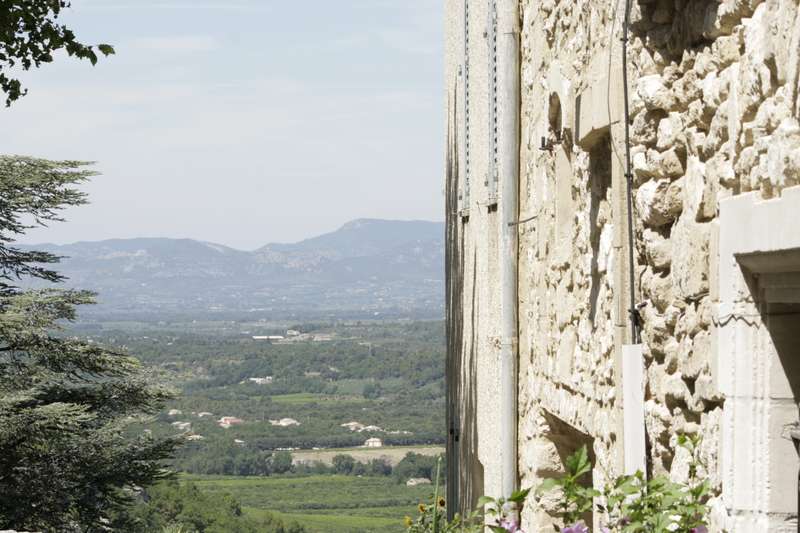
[497,0,520,499]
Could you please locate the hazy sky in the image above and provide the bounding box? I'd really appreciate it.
[4,0,443,250]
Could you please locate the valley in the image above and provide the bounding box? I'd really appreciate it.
[73,317,446,531]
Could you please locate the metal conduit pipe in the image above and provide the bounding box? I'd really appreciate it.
[497,0,520,499]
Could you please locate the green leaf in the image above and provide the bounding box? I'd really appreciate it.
[476,496,495,508]
[535,478,561,494]
[565,445,592,479]
[97,44,115,56]
[508,487,531,503]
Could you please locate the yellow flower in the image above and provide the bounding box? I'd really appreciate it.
[404,516,413,527]
[418,503,426,513]
[438,497,446,508]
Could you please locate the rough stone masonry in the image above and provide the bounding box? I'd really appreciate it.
[445,0,800,531]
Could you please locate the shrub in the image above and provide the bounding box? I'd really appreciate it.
[536,435,713,533]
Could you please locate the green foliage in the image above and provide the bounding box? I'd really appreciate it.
[0,1,115,105]
[477,488,531,533]
[404,461,526,533]
[394,452,444,483]
[0,156,179,531]
[405,456,482,533]
[535,445,599,527]
[118,479,306,533]
[189,474,435,532]
[272,451,294,475]
[536,436,714,532]
[363,381,383,399]
[332,454,356,475]
[76,320,446,475]
[599,436,712,532]
[404,500,481,533]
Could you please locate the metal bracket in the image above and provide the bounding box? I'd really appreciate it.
[508,214,538,227]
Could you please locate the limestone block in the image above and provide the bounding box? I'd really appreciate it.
[638,48,659,76]
[754,94,792,134]
[767,400,800,514]
[557,326,576,384]
[656,112,685,151]
[696,297,713,330]
[706,151,736,190]
[576,56,624,149]
[703,100,730,155]
[685,330,710,379]
[597,224,614,274]
[735,4,777,121]
[635,178,683,227]
[766,118,800,190]
[637,75,675,112]
[675,303,699,339]
[672,70,701,109]
[671,217,711,300]
[698,408,723,484]
[693,46,720,78]
[683,128,707,159]
[643,268,673,312]
[555,278,575,329]
[658,148,685,178]
[746,148,771,193]
[701,68,730,112]
[647,362,668,402]
[633,149,655,180]
[663,371,690,407]
[635,148,684,182]
[665,334,689,373]
[643,228,672,271]
[663,337,680,368]
[679,50,695,74]
[644,400,672,468]
[697,170,719,222]
[734,145,759,182]
[631,109,664,146]
[712,32,743,68]
[706,0,761,39]
[685,99,706,129]
[669,439,694,483]
[695,372,724,402]
[663,304,681,329]
[683,156,707,217]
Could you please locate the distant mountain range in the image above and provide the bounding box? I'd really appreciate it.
[20,219,444,320]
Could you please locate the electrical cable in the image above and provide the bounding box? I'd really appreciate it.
[622,0,642,344]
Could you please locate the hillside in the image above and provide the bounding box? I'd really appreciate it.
[20,219,444,319]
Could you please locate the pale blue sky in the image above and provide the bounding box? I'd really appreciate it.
[4,0,443,250]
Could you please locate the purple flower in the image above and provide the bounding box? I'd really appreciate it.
[561,522,589,533]
[500,518,522,532]
[691,527,708,533]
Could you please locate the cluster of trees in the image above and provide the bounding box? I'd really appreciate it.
[178,446,294,477]
[0,5,184,531]
[392,452,444,483]
[175,446,443,484]
[118,480,306,533]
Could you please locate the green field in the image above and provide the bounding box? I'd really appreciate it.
[269,393,336,405]
[186,474,437,532]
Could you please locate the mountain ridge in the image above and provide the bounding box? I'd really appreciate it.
[24,218,444,253]
[19,219,445,320]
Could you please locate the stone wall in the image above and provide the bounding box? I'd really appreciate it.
[515,0,800,530]
[445,0,800,531]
